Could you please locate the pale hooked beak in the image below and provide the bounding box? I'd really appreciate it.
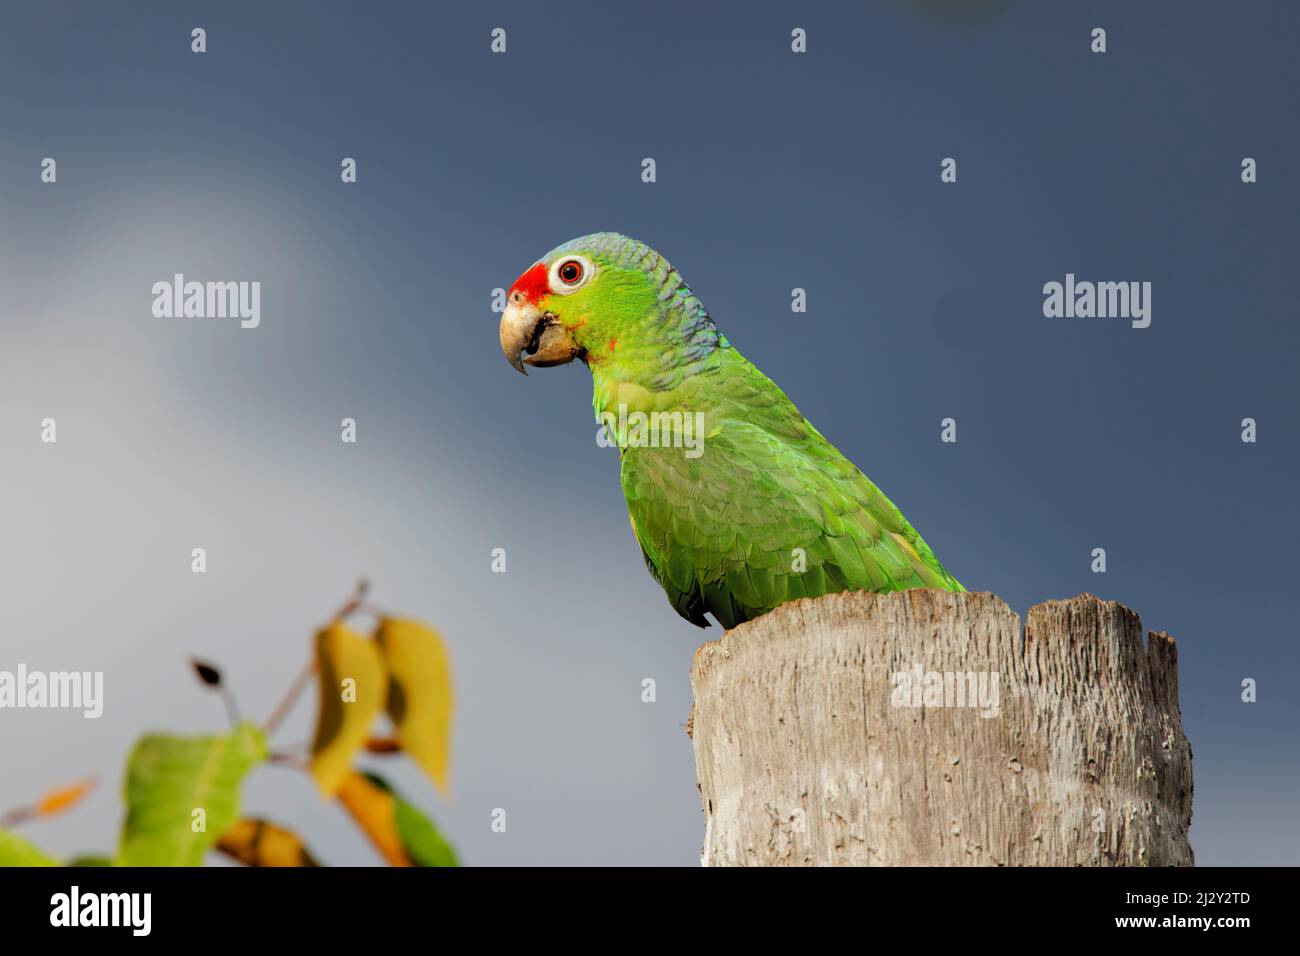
[498,298,580,375]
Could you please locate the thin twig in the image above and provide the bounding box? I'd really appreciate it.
[263,658,316,738]
[331,577,371,624]
[219,686,242,728]
[267,752,310,772]
[263,578,368,738]
[0,807,33,829]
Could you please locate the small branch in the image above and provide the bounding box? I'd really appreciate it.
[219,687,241,728]
[0,807,33,829]
[263,659,316,738]
[267,752,310,772]
[263,578,368,738]
[331,577,371,624]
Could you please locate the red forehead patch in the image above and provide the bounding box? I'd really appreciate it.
[508,261,549,305]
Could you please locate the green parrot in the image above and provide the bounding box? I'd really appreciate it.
[499,233,964,629]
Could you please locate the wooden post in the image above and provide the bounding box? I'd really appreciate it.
[689,590,1193,866]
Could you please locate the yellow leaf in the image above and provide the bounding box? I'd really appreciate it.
[36,778,95,818]
[375,618,453,794]
[216,818,320,867]
[335,772,410,867]
[310,622,387,797]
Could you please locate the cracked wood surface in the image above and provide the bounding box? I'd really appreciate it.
[690,590,1194,866]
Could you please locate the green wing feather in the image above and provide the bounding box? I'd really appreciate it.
[620,348,963,629]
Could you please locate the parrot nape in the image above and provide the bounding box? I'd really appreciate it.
[499,233,964,629]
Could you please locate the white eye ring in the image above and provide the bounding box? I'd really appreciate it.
[548,255,596,295]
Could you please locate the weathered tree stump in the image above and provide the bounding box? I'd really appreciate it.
[689,590,1193,866]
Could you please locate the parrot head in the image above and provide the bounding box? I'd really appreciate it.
[498,232,710,376]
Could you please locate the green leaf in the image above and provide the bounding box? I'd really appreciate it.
[0,828,58,867]
[376,618,453,794]
[311,623,388,796]
[118,722,267,866]
[65,855,114,867]
[394,795,459,867]
[356,772,459,867]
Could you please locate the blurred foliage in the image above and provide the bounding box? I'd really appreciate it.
[311,622,388,796]
[0,828,58,866]
[0,585,459,867]
[216,818,320,867]
[336,771,459,867]
[118,723,267,866]
[376,619,454,795]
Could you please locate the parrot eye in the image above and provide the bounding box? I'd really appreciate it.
[548,255,595,294]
